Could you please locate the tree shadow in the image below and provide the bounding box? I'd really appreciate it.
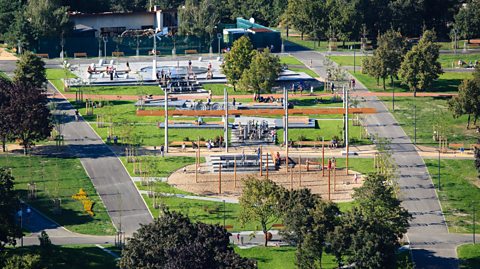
[411,248,459,269]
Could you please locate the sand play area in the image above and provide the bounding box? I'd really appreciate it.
[168,163,364,202]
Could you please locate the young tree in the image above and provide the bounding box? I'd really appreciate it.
[448,74,480,128]
[0,78,14,152]
[119,208,254,269]
[0,168,21,251]
[238,48,282,94]
[25,0,71,39]
[9,82,52,154]
[399,30,443,97]
[2,254,41,269]
[221,36,254,91]
[475,139,480,178]
[13,52,47,90]
[178,0,221,42]
[454,0,480,42]
[374,30,406,90]
[239,176,284,246]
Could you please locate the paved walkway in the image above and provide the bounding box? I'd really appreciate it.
[291,50,474,269]
[49,83,153,235]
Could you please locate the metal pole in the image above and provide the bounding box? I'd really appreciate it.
[266,153,269,179]
[438,149,441,191]
[218,37,221,57]
[284,87,289,173]
[219,161,222,194]
[322,137,325,177]
[345,86,349,175]
[474,202,476,244]
[164,90,168,153]
[353,49,356,73]
[454,30,457,55]
[260,146,263,176]
[328,166,331,200]
[234,156,237,187]
[414,104,417,145]
[224,88,228,153]
[299,156,301,187]
[223,200,226,227]
[392,78,395,111]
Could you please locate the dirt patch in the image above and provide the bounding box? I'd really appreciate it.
[0,48,17,60]
[168,164,364,202]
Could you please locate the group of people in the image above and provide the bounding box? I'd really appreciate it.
[238,120,275,143]
[87,62,131,81]
[457,59,479,68]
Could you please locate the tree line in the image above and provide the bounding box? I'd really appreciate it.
[2,0,480,53]
[0,52,52,154]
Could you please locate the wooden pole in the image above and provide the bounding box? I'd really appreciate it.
[290,163,293,190]
[322,137,325,176]
[328,166,331,200]
[234,155,237,188]
[266,153,269,179]
[298,156,302,187]
[345,86,349,175]
[333,164,336,191]
[260,146,263,176]
[219,162,222,194]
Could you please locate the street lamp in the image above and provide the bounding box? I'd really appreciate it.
[473,201,476,244]
[387,68,395,111]
[453,28,458,55]
[217,33,222,57]
[438,149,441,191]
[102,36,108,59]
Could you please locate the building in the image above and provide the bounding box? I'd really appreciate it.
[69,6,178,38]
[222,18,282,52]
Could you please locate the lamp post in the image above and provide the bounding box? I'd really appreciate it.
[392,77,395,112]
[473,201,476,244]
[217,33,222,57]
[453,28,458,55]
[103,36,108,59]
[353,49,356,73]
[414,104,417,145]
[438,149,441,191]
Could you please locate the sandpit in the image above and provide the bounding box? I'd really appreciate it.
[168,163,364,202]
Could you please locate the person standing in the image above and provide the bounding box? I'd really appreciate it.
[241,150,246,167]
[160,145,165,157]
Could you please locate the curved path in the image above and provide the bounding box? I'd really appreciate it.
[291,50,475,268]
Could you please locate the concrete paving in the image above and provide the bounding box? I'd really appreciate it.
[49,83,153,235]
[290,50,477,268]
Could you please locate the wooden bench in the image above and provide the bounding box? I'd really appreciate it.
[74,52,88,58]
[169,141,208,147]
[272,223,284,228]
[287,116,310,125]
[36,53,49,59]
[470,144,480,150]
[468,39,480,47]
[184,49,198,55]
[167,120,198,125]
[295,141,330,148]
[449,143,464,150]
[112,51,125,57]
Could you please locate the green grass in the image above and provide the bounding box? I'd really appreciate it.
[458,244,480,269]
[439,54,480,69]
[0,156,115,235]
[351,71,473,93]
[425,159,479,233]
[46,69,77,91]
[289,67,319,78]
[277,120,369,144]
[379,96,479,145]
[235,246,337,269]
[120,156,198,178]
[279,55,304,65]
[328,55,368,66]
[202,83,250,95]
[3,245,118,269]
[283,37,362,52]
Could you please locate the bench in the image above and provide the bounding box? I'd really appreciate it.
[169,141,207,147]
[74,52,88,58]
[148,50,161,55]
[112,51,125,57]
[295,141,330,148]
[468,39,480,47]
[272,223,284,228]
[286,116,310,125]
[184,49,198,55]
[449,143,464,150]
[167,120,199,125]
[36,53,49,59]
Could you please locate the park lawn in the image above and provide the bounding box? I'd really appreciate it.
[235,246,337,269]
[4,245,118,269]
[379,96,478,145]
[351,71,472,93]
[120,156,198,178]
[0,156,115,235]
[289,66,319,78]
[276,120,368,144]
[425,159,479,233]
[280,55,304,65]
[458,244,480,269]
[283,37,361,52]
[328,55,368,66]
[46,68,77,91]
[203,83,251,95]
[439,53,480,69]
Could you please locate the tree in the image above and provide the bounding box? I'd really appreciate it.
[221,36,254,91]
[475,139,480,178]
[399,30,443,97]
[331,174,411,268]
[448,69,480,128]
[2,254,42,269]
[119,208,254,269]
[238,48,282,94]
[239,176,283,247]
[0,168,21,251]
[327,0,362,44]
[14,52,47,90]
[285,0,328,41]
[0,77,14,152]
[4,11,37,52]
[280,188,339,268]
[0,0,23,37]
[9,81,52,154]
[25,0,71,39]
[363,30,405,90]
[454,0,480,42]
[178,0,221,42]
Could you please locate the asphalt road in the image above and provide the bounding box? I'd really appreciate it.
[291,50,474,269]
[49,84,153,235]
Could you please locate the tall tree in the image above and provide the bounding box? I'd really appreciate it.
[448,67,480,128]
[475,139,480,178]
[25,0,71,39]
[0,0,23,37]
[14,52,47,90]
[9,82,52,154]
[280,188,339,268]
[178,0,221,43]
[331,174,411,268]
[238,48,282,94]
[327,0,362,44]
[285,0,327,41]
[239,176,284,246]
[119,208,254,269]
[0,78,14,152]
[454,0,480,42]
[399,30,443,97]
[221,36,254,91]
[365,30,406,90]
[4,11,37,52]
[0,168,21,251]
